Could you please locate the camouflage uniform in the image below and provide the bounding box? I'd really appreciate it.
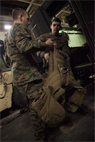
[37,32,70,76]
[4,35,11,68]
[37,32,70,56]
[6,23,48,141]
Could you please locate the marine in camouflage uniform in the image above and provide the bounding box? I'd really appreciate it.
[37,17,86,115]
[37,32,70,78]
[6,8,54,141]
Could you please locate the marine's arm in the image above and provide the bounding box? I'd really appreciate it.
[36,35,50,59]
[15,26,53,53]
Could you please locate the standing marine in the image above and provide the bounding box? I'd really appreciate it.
[37,17,87,118]
[6,8,54,141]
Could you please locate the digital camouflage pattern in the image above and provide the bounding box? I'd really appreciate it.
[6,23,48,140]
[16,80,48,140]
[37,32,70,58]
[6,23,46,86]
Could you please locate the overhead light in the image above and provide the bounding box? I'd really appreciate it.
[4,25,11,30]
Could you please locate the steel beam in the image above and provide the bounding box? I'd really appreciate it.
[26,0,35,13]
[16,0,41,6]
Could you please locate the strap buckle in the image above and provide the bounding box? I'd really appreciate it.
[61,67,68,74]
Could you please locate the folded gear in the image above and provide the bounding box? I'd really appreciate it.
[32,86,65,126]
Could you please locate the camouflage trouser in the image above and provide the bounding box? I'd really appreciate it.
[16,80,48,141]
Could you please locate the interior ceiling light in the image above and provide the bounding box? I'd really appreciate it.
[4,25,11,30]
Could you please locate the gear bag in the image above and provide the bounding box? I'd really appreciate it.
[32,86,65,126]
[32,41,86,126]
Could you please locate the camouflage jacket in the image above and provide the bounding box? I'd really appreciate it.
[36,32,70,73]
[37,32,70,58]
[6,23,46,86]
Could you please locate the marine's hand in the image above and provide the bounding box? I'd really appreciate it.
[44,53,50,60]
[45,38,54,50]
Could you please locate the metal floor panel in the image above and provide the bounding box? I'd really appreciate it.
[0,84,94,142]
[1,112,36,141]
[54,110,94,141]
[1,110,94,142]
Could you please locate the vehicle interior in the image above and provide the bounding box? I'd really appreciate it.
[0,0,94,141]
